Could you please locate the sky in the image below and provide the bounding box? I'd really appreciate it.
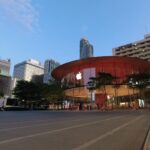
[0,0,150,75]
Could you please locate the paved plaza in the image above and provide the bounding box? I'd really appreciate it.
[0,110,149,150]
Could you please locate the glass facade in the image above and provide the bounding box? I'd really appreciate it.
[52,56,150,101]
[61,68,96,89]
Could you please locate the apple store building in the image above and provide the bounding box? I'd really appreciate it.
[52,56,150,108]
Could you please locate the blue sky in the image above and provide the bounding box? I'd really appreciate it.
[0,0,150,74]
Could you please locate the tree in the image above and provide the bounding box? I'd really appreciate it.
[126,73,150,98]
[0,91,4,98]
[41,81,64,103]
[13,80,41,101]
[13,80,42,108]
[126,73,150,109]
[88,72,116,109]
[89,72,116,94]
[13,80,65,109]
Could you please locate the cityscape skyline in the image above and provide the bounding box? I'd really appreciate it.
[0,0,150,74]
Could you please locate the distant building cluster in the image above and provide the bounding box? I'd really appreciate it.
[0,58,60,98]
[1,34,150,98]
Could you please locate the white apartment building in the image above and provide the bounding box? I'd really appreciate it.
[113,34,150,61]
[43,59,60,84]
[13,59,44,82]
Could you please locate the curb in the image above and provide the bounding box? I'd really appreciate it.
[143,128,150,150]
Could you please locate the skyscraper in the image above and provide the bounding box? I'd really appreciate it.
[80,38,94,59]
[43,59,60,84]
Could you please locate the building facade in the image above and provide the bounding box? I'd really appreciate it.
[43,59,60,84]
[0,59,11,97]
[13,59,44,82]
[80,38,94,59]
[0,59,10,76]
[113,34,150,61]
[52,56,150,104]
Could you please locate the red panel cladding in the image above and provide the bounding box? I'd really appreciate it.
[52,56,150,81]
[95,94,107,108]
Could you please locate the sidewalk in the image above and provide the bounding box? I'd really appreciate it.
[144,128,150,150]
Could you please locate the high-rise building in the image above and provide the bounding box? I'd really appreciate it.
[0,59,11,97]
[13,59,44,82]
[80,38,94,59]
[0,59,10,76]
[43,59,60,84]
[113,34,150,61]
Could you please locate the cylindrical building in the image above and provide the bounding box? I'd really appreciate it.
[52,56,150,105]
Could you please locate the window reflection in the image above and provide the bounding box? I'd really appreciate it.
[61,68,96,89]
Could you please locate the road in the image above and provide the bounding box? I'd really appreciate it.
[0,110,149,150]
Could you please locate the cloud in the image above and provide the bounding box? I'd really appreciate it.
[0,0,38,30]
